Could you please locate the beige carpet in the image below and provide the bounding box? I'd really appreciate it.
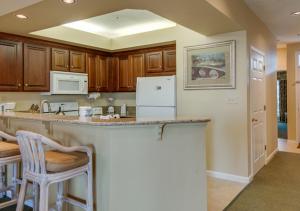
[225,152,300,211]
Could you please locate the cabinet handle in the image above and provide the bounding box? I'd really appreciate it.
[17,83,22,87]
[66,65,69,68]
[25,84,28,87]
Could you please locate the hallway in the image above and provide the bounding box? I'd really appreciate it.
[225,152,300,211]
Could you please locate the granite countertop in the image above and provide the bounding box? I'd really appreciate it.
[0,112,210,126]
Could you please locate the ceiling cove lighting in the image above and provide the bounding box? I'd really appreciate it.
[16,14,28,19]
[291,11,300,16]
[61,0,77,4]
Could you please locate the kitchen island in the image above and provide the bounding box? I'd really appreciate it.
[0,112,210,211]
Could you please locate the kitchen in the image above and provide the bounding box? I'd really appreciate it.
[0,2,211,211]
[0,0,280,210]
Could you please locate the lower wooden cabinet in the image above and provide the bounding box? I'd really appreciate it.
[24,43,50,91]
[0,39,23,91]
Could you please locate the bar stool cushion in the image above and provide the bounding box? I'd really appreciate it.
[0,141,20,158]
[45,150,89,173]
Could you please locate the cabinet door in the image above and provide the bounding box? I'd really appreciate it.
[163,49,176,72]
[51,48,69,71]
[129,54,144,89]
[0,40,23,91]
[96,56,109,91]
[70,51,86,73]
[86,53,97,92]
[116,56,133,91]
[145,51,163,73]
[24,43,50,91]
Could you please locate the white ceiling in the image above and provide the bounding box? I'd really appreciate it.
[62,9,176,38]
[0,0,43,16]
[244,0,300,43]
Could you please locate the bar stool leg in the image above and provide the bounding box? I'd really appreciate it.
[33,182,39,211]
[16,178,28,211]
[86,164,93,211]
[56,182,64,211]
[0,166,4,198]
[11,163,18,200]
[39,182,49,211]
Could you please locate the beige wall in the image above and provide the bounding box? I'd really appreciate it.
[286,43,300,141]
[207,0,278,174]
[106,26,250,177]
[277,47,287,71]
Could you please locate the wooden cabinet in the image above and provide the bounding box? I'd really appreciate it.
[145,48,176,76]
[86,53,109,92]
[0,39,23,91]
[51,48,69,71]
[163,49,176,72]
[115,56,132,91]
[97,56,110,91]
[145,51,163,73]
[129,54,144,88]
[24,43,50,91]
[70,50,85,73]
[52,48,85,73]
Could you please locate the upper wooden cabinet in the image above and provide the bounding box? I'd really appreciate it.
[86,53,110,92]
[145,51,163,73]
[52,48,85,73]
[51,48,69,71]
[129,54,144,89]
[24,43,50,91]
[115,56,133,92]
[97,56,110,91]
[145,47,176,76]
[163,49,176,72]
[0,39,23,91]
[70,50,85,73]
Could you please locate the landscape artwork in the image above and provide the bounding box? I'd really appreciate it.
[184,40,236,89]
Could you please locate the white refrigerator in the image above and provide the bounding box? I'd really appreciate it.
[136,75,176,120]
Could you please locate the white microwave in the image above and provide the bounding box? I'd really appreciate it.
[49,71,88,95]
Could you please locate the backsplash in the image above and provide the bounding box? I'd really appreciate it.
[0,92,136,111]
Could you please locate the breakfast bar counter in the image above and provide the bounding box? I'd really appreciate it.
[0,112,210,211]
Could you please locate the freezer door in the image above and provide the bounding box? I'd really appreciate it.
[136,76,176,107]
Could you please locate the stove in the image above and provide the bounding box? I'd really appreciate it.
[46,102,79,116]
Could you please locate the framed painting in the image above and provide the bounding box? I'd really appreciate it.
[184,40,236,89]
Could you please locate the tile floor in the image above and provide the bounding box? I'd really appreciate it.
[278,138,300,154]
[207,177,246,211]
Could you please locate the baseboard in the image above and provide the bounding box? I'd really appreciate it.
[207,170,252,184]
[265,147,278,165]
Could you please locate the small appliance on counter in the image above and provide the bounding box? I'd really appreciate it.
[136,76,176,120]
[79,106,93,117]
[0,102,16,112]
[120,104,127,117]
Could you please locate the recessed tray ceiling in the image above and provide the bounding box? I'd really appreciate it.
[35,9,176,39]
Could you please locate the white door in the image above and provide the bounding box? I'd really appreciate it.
[250,48,266,175]
[295,52,300,143]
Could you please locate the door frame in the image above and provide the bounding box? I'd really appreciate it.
[250,46,267,177]
[295,51,300,143]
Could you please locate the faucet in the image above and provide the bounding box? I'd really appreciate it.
[40,100,51,113]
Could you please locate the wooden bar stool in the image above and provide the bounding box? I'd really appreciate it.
[0,131,21,209]
[16,130,94,211]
